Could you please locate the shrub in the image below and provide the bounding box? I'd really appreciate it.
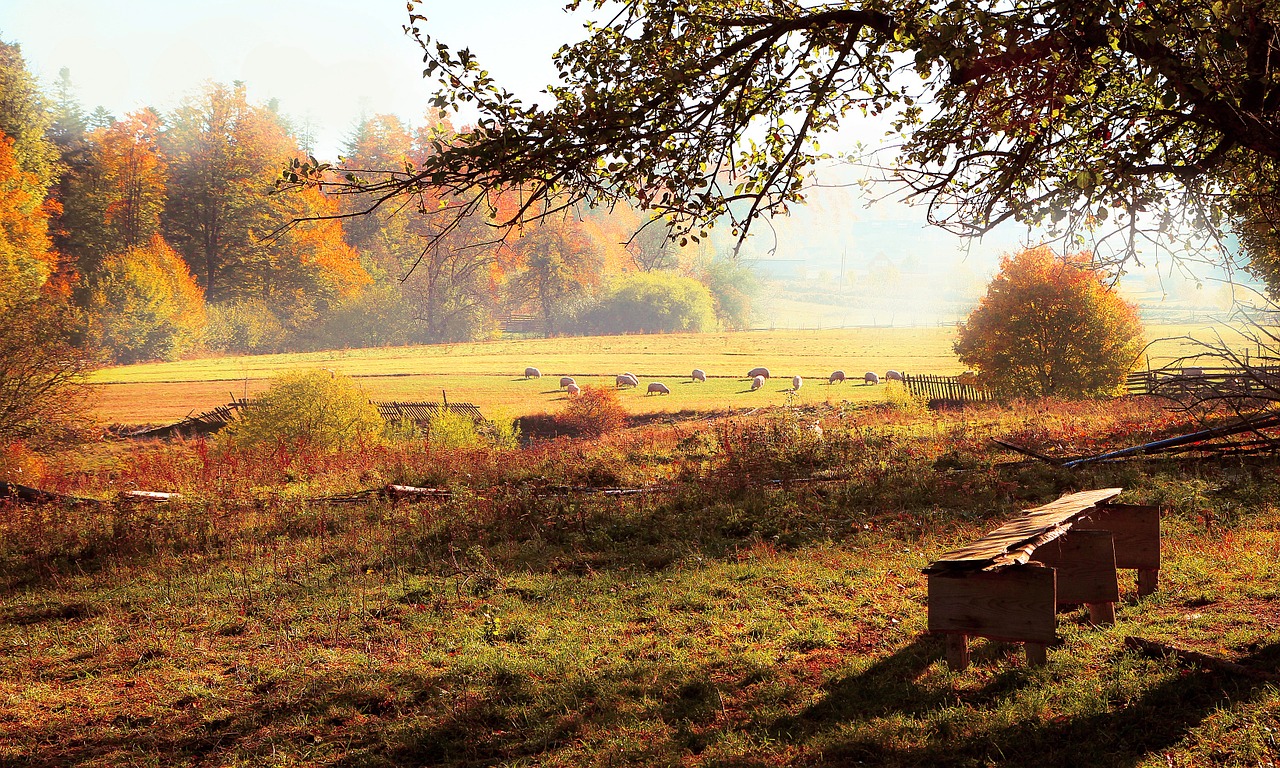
[204,299,287,355]
[87,235,206,363]
[0,295,98,448]
[954,247,1144,397]
[558,385,626,437]
[220,370,386,452]
[577,272,715,334]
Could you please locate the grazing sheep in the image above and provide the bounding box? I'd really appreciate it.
[751,375,765,391]
[524,366,541,379]
[616,374,637,388]
[792,375,803,391]
[691,369,707,382]
[885,370,904,381]
[559,376,576,389]
[747,366,770,379]
[1182,367,1205,377]
[864,372,880,385]
[647,382,671,395]
[566,383,581,396]
[828,370,846,384]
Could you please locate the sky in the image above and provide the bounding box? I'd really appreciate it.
[1,0,1242,317]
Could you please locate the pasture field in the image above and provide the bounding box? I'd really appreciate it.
[89,323,1252,424]
[3,398,1278,766]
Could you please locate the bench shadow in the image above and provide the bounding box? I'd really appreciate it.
[804,639,1280,767]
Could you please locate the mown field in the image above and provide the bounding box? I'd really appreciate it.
[2,397,1278,766]
[90,323,1250,424]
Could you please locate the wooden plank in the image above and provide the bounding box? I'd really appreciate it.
[1031,529,1120,605]
[1075,504,1160,570]
[930,488,1122,567]
[928,565,1057,644]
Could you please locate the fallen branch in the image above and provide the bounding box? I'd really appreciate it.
[1123,636,1279,681]
[0,481,101,507]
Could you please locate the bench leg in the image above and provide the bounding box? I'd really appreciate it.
[1088,602,1116,625]
[1137,569,1159,597]
[1024,642,1048,667]
[946,634,970,671]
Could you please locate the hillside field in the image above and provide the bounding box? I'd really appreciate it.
[90,323,1254,423]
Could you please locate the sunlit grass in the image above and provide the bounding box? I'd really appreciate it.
[90,323,1258,423]
[3,397,1278,766]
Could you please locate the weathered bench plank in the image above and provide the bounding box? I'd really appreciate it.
[928,488,1123,570]
[927,565,1057,644]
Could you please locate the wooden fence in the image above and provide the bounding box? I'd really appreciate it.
[373,401,487,425]
[1125,366,1280,397]
[902,373,994,405]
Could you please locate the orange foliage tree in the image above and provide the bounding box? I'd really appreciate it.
[0,132,56,300]
[954,247,1144,397]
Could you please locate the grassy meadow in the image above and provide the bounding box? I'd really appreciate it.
[3,397,1279,766]
[90,323,1253,424]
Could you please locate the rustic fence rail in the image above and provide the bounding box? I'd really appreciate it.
[374,401,487,424]
[902,373,994,404]
[1125,366,1280,397]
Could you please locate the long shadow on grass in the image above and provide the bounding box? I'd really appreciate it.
[802,641,1280,768]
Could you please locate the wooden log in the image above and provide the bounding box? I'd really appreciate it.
[120,490,180,503]
[928,564,1057,644]
[946,634,970,671]
[1123,636,1279,680]
[1031,529,1120,608]
[386,484,451,500]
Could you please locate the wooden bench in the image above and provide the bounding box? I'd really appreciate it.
[925,488,1160,669]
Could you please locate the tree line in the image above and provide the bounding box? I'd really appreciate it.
[0,37,759,372]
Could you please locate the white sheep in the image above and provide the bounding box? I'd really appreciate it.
[566,383,581,396]
[524,366,541,379]
[691,369,707,382]
[751,375,765,391]
[559,376,576,389]
[864,372,880,385]
[828,370,845,384]
[886,370,904,381]
[616,374,637,388]
[792,375,803,391]
[1182,367,1205,377]
[647,382,670,395]
[747,366,770,379]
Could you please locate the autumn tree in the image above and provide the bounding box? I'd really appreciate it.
[290,1,1280,284]
[336,113,504,343]
[0,132,56,297]
[164,82,368,334]
[162,82,295,303]
[87,236,206,364]
[954,247,1144,398]
[60,109,167,274]
[0,41,97,446]
[0,39,57,202]
[508,219,602,337]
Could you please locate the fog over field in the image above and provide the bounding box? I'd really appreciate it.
[6,0,1257,331]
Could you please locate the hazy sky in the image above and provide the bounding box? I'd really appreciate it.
[1,0,1239,307]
